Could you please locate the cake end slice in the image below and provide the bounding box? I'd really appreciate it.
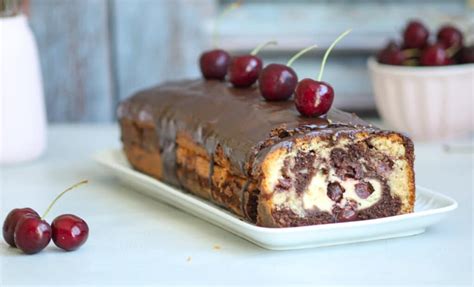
[257,131,415,227]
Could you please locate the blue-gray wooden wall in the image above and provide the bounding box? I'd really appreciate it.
[28,0,471,122]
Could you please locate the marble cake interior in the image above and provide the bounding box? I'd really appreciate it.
[259,131,414,227]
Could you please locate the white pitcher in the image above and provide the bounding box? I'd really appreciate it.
[0,14,46,164]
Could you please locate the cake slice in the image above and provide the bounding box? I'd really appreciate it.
[118,79,415,227]
[258,129,414,227]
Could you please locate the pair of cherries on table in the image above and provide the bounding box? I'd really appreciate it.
[378,20,473,66]
[199,30,352,117]
[2,180,89,254]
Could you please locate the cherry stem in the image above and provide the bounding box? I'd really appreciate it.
[286,44,318,67]
[250,40,277,56]
[212,0,242,48]
[317,29,352,81]
[41,180,89,220]
[446,45,460,58]
[402,48,420,58]
[402,59,419,66]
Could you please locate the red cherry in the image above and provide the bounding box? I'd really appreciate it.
[3,208,39,247]
[420,44,452,66]
[258,63,298,101]
[437,25,463,49]
[258,44,318,101]
[403,20,429,49]
[199,49,231,80]
[228,55,262,88]
[14,215,51,254]
[377,41,405,65]
[295,79,334,117]
[203,1,241,80]
[228,40,276,88]
[52,214,89,251]
[457,45,474,64]
[294,29,351,117]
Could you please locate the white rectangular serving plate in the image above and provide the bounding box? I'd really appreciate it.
[95,149,458,250]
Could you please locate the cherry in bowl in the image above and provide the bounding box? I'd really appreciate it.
[457,45,474,64]
[437,25,463,49]
[403,20,429,49]
[420,43,452,66]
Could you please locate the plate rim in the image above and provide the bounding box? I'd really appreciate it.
[94,149,458,235]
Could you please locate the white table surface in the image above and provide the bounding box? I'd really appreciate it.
[1,124,473,287]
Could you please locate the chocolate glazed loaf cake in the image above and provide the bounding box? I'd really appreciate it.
[118,79,415,227]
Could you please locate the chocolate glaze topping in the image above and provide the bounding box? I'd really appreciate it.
[118,79,377,182]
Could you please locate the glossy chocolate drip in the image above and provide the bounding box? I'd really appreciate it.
[118,79,376,180]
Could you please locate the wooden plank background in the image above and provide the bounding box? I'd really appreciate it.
[111,0,213,101]
[28,0,115,122]
[26,0,471,122]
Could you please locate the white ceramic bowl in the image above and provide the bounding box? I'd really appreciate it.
[368,57,474,141]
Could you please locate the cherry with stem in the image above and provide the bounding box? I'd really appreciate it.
[199,1,241,80]
[258,44,318,101]
[11,180,89,254]
[377,41,420,66]
[295,29,352,117]
[228,40,277,88]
